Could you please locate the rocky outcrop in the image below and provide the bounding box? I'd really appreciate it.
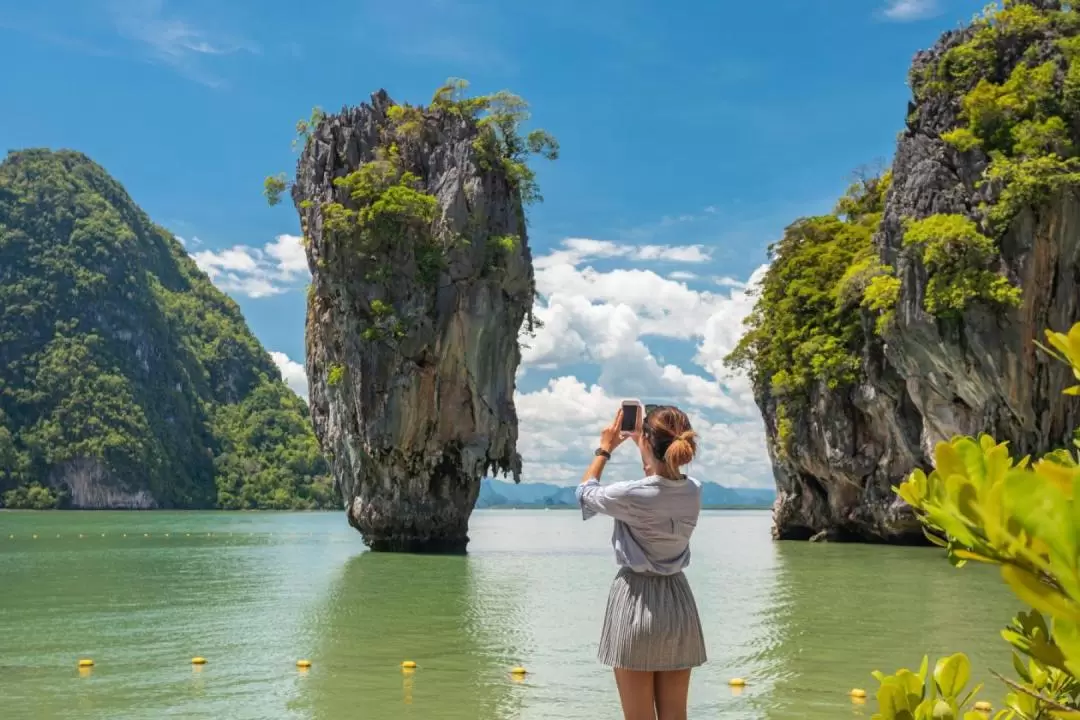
[763,1,1080,542]
[294,90,534,553]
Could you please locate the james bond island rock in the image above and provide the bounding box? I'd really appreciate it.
[0,149,332,510]
[280,81,555,553]
[727,0,1080,543]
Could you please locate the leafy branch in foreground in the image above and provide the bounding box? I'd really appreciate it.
[869,322,1080,720]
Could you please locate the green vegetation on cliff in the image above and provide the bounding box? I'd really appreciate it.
[922,1,1080,231]
[267,79,554,344]
[726,1,1080,452]
[724,171,892,450]
[0,149,332,509]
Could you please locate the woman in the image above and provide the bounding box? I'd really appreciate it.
[576,404,706,720]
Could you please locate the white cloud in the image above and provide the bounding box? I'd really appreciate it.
[667,271,698,281]
[882,0,939,21]
[192,234,308,298]
[174,234,203,248]
[535,237,711,270]
[107,0,257,87]
[271,351,308,401]
[517,237,772,487]
[713,275,746,288]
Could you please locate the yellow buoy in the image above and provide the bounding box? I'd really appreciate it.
[510,666,527,675]
[297,659,312,668]
[729,678,747,687]
[973,701,992,712]
[191,657,207,665]
[850,688,867,699]
[78,659,94,668]
[401,660,417,669]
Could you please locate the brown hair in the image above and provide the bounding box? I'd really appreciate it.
[642,405,697,470]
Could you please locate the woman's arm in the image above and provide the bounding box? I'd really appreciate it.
[579,407,627,486]
[580,450,610,486]
[576,408,637,522]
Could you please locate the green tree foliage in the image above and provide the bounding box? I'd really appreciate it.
[869,322,1080,720]
[723,171,891,450]
[0,149,331,509]
[2,482,61,509]
[926,2,1080,233]
[211,382,334,510]
[271,79,555,343]
[264,173,287,206]
[902,214,1022,315]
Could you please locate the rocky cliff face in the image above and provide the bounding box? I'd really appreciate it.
[747,0,1080,542]
[293,90,537,553]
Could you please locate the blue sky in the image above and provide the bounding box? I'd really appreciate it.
[0,0,986,486]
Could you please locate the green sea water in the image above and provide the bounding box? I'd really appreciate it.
[0,509,1017,719]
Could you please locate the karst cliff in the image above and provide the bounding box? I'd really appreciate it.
[0,150,332,510]
[286,83,552,552]
[729,0,1080,543]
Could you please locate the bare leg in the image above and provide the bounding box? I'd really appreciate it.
[614,668,657,720]
[654,669,692,720]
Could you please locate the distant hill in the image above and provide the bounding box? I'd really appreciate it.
[475,478,775,509]
[0,149,333,510]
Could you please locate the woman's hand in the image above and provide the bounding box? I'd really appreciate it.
[599,409,629,454]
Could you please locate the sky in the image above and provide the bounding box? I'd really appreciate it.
[0,0,988,488]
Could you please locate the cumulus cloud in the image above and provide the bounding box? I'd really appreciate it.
[192,234,309,298]
[535,237,711,270]
[271,351,308,401]
[517,238,770,486]
[882,0,939,21]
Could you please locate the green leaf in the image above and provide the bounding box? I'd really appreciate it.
[1001,565,1080,623]
[1012,651,1032,683]
[934,653,971,699]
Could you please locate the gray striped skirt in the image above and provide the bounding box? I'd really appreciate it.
[597,566,707,671]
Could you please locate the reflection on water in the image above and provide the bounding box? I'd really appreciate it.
[297,552,523,720]
[0,509,1021,719]
[753,542,1018,720]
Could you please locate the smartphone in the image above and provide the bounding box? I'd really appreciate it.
[620,399,642,434]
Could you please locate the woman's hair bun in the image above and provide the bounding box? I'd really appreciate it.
[645,405,697,469]
[663,429,697,468]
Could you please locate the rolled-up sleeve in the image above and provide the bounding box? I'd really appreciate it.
[576,479,636,522]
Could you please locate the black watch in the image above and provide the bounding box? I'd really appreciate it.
[595,448,611,459]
